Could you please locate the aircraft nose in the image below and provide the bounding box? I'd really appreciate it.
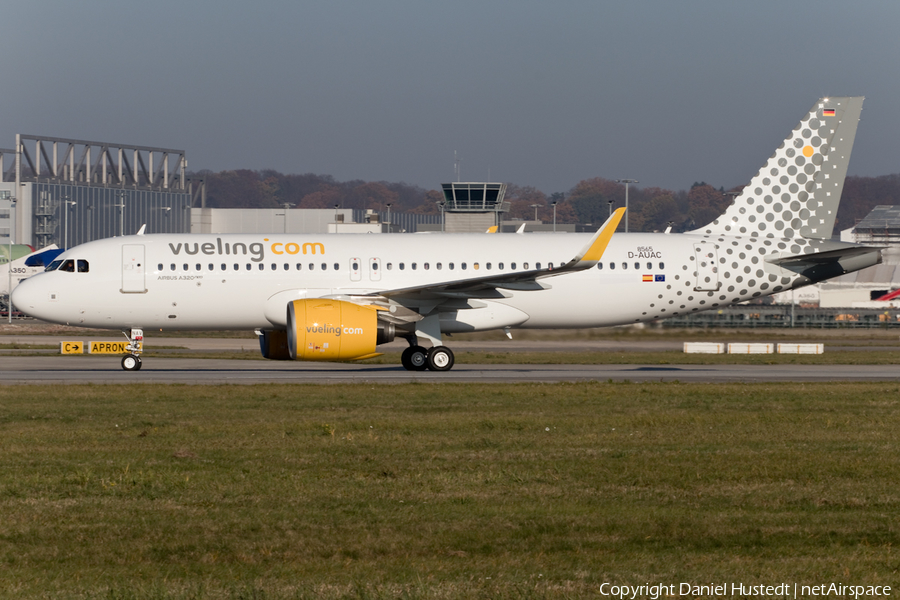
[11,276,47,317]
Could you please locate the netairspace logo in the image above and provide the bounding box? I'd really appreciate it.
[598,582,892,599]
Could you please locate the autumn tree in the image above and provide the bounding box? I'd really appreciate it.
[567,178,623,225]
[639,192,680,232]
[344,182,400,210]
[409,190,444,215]
[299,186,342,209]
[504,185,548,220]
[205,170,278,209]
[686,182,730,229]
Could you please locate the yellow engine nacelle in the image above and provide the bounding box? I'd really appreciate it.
[286,299,384,361]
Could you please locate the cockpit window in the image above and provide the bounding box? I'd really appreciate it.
[77,260,89,273]
[46,259,63,272]
[61,259,75,273]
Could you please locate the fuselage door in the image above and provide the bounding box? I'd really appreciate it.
[121,244,147,293]
[350,257,362,282]
[369,257,381,281]
[693,242,720,291]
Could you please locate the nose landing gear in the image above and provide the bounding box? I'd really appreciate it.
[121,328,144,371]
[121,354,142,371]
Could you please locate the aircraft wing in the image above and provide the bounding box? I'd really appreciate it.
[349,208,624,320]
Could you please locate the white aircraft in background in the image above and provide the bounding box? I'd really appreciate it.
[12,97,880,371]
[1,245,60,297]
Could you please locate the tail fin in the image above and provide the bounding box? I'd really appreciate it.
[695,96,864,240]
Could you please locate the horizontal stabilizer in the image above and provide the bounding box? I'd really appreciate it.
[767,245,881,282]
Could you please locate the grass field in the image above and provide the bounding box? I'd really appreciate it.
[1,383,898,599]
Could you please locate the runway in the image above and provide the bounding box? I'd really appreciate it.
[0,355,897,384]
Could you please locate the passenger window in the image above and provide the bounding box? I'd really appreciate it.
[399,263,405,270]
[436,263,442,270]
[548,262,553,269]
[498,262,504,270]
[474,263,479,270]
[208,264,214,271]
[386,263,392,270]
[221,264,226,270]
[523,262,529,269]
[511,262,516,270]
[271,263,277,271]
[321,263,327,270]
[486,263,491,270]
[157,263,163,272]
[309,264,314,270]
[647,262,652,270]
[461,263,467,270]
[183,264,188,271]
[77,260,89,273]
[296,263,302,270]
[246,264,252,271]
[352,261,359,270]
[449,263,454,270]
[372,262,379,271]
[284,264,289,270]
[660,262,665,269]
[412,263,417,270]
[622,262,627,270]
[535,262,541,269]
[196,264,201,271]
[333,263,339,270]
[634,262,640,270]
[424,263,430,270]
[233,264,239,271]
[610,262,616,270]
[597,262,603,270]
[258,264,264,271]
[170,264,176,271]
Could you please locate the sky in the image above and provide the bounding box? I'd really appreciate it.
[3,1,899,195]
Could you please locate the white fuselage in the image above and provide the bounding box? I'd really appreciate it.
[11,230,822,332]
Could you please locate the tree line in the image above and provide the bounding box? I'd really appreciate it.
[191,168,900,234]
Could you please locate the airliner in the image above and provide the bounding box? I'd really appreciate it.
[12,97,880,371]
[0,245,60,297]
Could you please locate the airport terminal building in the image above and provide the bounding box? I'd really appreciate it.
[0,135,197,250]
[0,135,441,249]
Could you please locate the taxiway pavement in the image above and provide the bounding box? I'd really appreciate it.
[0,356,897,384]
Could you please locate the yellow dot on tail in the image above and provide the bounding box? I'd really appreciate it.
[802,146,814,157]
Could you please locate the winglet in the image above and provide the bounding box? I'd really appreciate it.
[485,225,498,234]
[575,207,625,264]
[136,224,147,236]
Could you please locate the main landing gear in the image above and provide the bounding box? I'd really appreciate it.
[401,343,455,372]
[121,328,144,371]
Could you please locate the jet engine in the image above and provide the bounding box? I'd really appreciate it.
[281,298,393,362]
[259,329,291,360]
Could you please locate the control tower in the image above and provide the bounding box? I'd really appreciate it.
[440,182,508,233]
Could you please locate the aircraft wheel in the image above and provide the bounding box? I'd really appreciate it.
[427,346,454,371]
[121,355,142,371]
[401,346,429,371]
